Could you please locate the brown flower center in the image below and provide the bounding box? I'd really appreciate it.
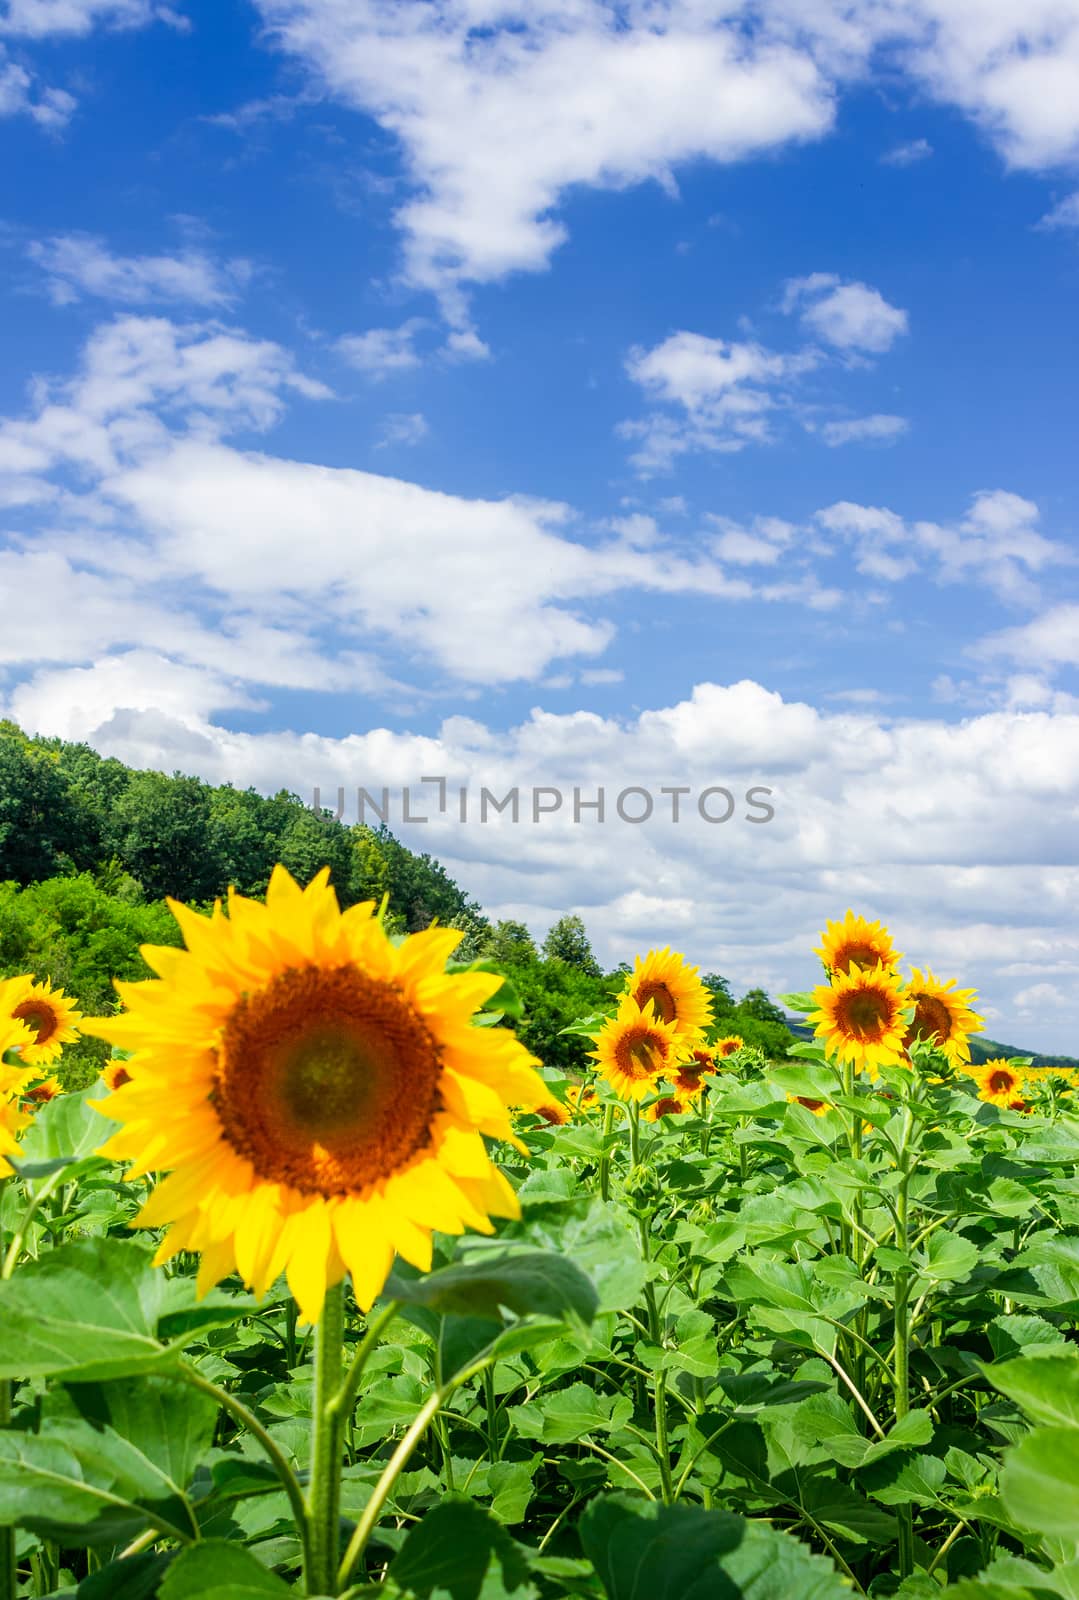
[835,986,894,1039]
[614,1023,669,1082]
[909,994,953,1045]
[716,1039,740,1057]
[213,965,443,1196]
[110,1065,132,1089]
[25,1081,57,1103]
[635,981,677,1024]
[833,942,885,974]
[988,1069,1015,1094]
[795,1097,825,1112]
[12,1000,58,1046]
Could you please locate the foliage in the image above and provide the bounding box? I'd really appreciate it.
[542,915,603,977]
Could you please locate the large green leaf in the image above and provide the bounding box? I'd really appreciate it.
[1000,1427,1079,1537]
[0,1238,254,1382]
[9,1084,117,1181]
[388,1498,532,1600]
[56,1374,219,1505]
[386,1249,597,1327]
[507,1382,632,1444]
[157,1541,295,1598]
[986,1354,1079,1428]
[579,1493,851,1600]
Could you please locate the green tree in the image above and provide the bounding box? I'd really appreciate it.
[542,914,602,977]
[274,806,357,901]
[481,920,539,967]
[701,973,736,1013]
[112,771,224,901]
[0,734,98,882]
[738,986,788,1025]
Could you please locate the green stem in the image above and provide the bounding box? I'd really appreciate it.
[894,1109,915,1578]
[0,1379,14,1600]
[599,1101,616,1202]
[180,1365,311,1572]
[307,1282,346,1596]
[483,1366,499,1460]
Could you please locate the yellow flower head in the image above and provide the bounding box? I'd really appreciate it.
[565,1083,599,1117]
[668,1060,710,1100]
[644,1094,691,1122]
[22,1075,62,1106]
[0,1016,35,1099]
[809,961,908,1073]
[814,911,900,977]
[0,1021,33,1176]
[786,1092,831,1117]
[102,1060,134,1092]
[2,975,82,1068]
[82,867,546,1325]
[712,1036,743,1060]
[968,1058,1025,1108]
[903,968,984,1068]
[591,995,681,1102]
[625,948,712,1048]
[532,1100,569,1127]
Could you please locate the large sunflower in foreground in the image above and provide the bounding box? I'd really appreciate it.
[967,1058,1025,1108]
[625,949,712,1048]
[815,911,900,977]
[83,867,546,1324]
[809,961,909,1073]
[903,968,983,1067]
[1,975,82,1068]
[591,996,681,1102]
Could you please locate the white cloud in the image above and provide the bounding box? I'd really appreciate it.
[708,515,795,566]
[375,410,428,447]
[818,490,1069,601]
[0,44,74,124]
[820,413,909,446]
[28,234,250,307]
[1039,191,1079,228]
[247,2,1079,327]
[336,319,429,376]
[783,273,909,352]
[0,0,179,38]
[976,603,1079,671]
[881,137,933,165]
[9,667,1079,1048]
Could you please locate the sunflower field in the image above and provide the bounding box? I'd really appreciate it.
[1,877,1078,1600]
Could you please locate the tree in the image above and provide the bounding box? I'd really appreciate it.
[112,771,224,902]
[701,973,736,1013]
[542,914,602,976]
[0,735,98,882]
[738,987,788,1025]
[481,920,539,967]
[275,807,357,901]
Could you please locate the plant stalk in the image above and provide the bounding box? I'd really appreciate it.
[307,1282,347,1596]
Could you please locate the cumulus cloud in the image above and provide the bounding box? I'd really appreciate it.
[336,319,429,376]
[819,413,909,446]
[782,273,909,353]
[1039,191,1079,228]
[0,44,74,124]
[28,234,251,307]
[881,137,933,165]
[7,666,1079,1048]
[245,1,1079,326]
[0,0,180,38]
[975,603,1079,671]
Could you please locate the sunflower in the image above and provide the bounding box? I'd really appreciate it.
[968,1058,1025,1108]
[532,1100,569,1127]
[0,1093,30,1180]
[2,976,82,1068]
[668,1060,710,1100]
[644,1094,691,1121]
[903,969,984,1067]
[625,949,712,1047]
[22,1075,62,1105]
[82,866,546,1325]
[809,961,909,1073]
[564,1083,599,1117]
[0,1016,34,1096]
[713,1036,743,1060]
[102,1060,134,1092]
[815,911,900,977]
[786,1093,831,1117]
[591,996,681,1102]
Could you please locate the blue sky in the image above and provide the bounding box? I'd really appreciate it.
[2,0,1079,1047]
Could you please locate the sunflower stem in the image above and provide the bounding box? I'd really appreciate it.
[893,1107,915,1578]
[598,1101,615,1202]
[0,1378,13,1600]
[307,1281,347,1596]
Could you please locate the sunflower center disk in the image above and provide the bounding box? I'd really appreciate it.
[214,966,443,1196]
[12,1001,56,1044]
[617,1027,665,1081]
[838,989,892,1038]
[836,944,882,973]
[911,995,952,1045]
[636,981,677,1024]
[988,1070,1014,1094]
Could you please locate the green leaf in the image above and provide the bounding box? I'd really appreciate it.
[986,1354,1079,1428]
[988,1317,1070,1360]
[0,1420,200,1547]
[778,993,817,1014]
[54,1374,218,1511]
[1000,1427,1079,1537]
[863,1453,947,1506]
[508,1383,632,1444]
[0,1238,174,1382]
[158,1541,295,1598]
[9,1084,117,1182]
[389,1498,532,1600]
[386,1249,597,1328]
[579,1493,851,1600]
[915,1229,980,1284]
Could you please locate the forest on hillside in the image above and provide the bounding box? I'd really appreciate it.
[0,721,796,1082]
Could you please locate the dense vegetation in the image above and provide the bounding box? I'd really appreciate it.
[0,723,800,1081]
